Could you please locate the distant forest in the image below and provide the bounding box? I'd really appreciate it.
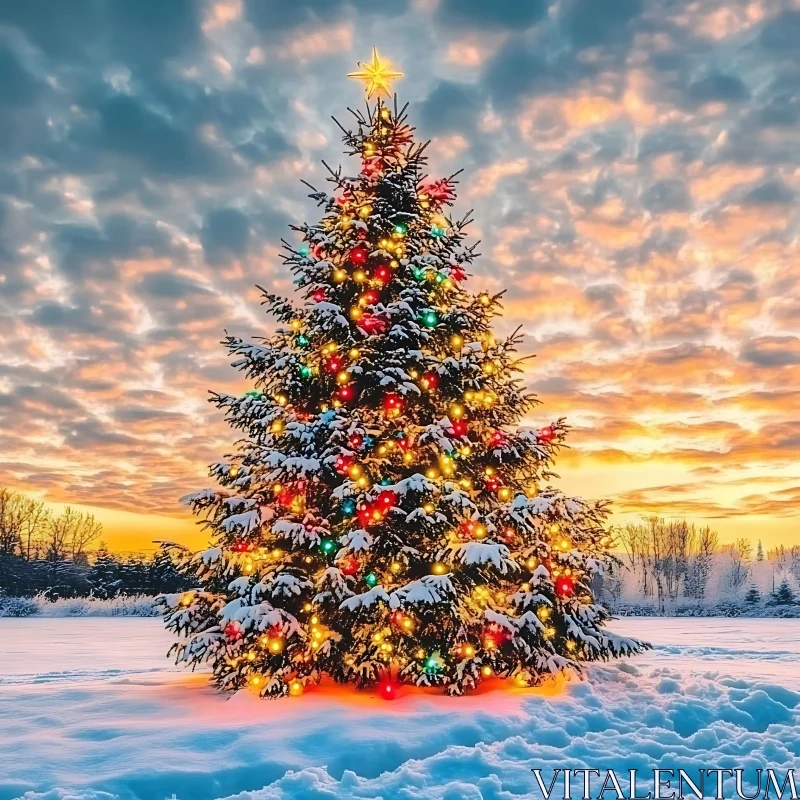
[0,487,189,599]
[598,517,800,615]
[2,486,798,613]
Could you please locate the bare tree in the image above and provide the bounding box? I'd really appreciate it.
[685,526,718,600]
[721,537,752,593]
[0,489,50,558]
[619,517,721,608]
[43,507,102,563]
[20,496,50,561]
[0,488,24,554]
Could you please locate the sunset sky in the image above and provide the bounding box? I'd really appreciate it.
[0,0,798,553]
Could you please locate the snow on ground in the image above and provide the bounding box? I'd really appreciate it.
[1,618,799,800]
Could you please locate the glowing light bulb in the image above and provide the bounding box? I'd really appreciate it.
[431,561,448,575]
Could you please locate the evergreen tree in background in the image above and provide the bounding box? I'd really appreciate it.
[769,579,796,606]
[88,543,121,599]
[158,54,647,698]
[756,540,764,562]
[744,584,761,604]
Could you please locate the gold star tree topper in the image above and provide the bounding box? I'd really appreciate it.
[347,47,404,98]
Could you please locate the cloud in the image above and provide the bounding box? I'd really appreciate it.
[0,0,799,550]
[438,0,550,30]
[201,208,251,262]
[740,337,800,367]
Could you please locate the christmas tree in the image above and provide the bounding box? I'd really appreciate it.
[157,50,647,698]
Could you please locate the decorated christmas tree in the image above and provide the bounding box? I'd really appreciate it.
[158,50,647,698]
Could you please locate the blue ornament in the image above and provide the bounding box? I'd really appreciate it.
[299,244,310,257]
[342,498,357,515]
[320,410,336,423]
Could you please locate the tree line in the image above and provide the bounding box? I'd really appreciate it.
[0,487,189,599]
[606,516,799,611]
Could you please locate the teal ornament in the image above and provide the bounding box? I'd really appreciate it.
[421,310,438,328]
[365,572,378,588]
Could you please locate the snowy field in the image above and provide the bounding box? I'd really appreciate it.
[1,618,799,800]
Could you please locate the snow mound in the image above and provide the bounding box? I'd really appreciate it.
[1,618,799,800]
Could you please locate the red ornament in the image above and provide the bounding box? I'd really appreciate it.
[449,419,468,437]
[348,434,363,449]
[277,487,295,507]
[312,243,325,259]
[326,354,345,373]
[377,490,395,509]
[357,313,388,335]
[339,555,359,576]
[421,371,439,390]
[374,265,391,284]
[334,454,352,474]
[232,541,253,553]
[224,622,241,640]
[362,158,382,178]
[451,266,466,282]
[538,426,555,444]
[350,246,368,266]
[312,288,326,303]
[267,623,283,639]
[382,393,404,415]
[555,576,574,597]
[485,476,502,492]
[485,622,510,644]
[363,290,380,305]
[422,177,456,205]
[489,430,506,448]
[357,503,377,526]
[380,680,396,700]
[337,385,356,403]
